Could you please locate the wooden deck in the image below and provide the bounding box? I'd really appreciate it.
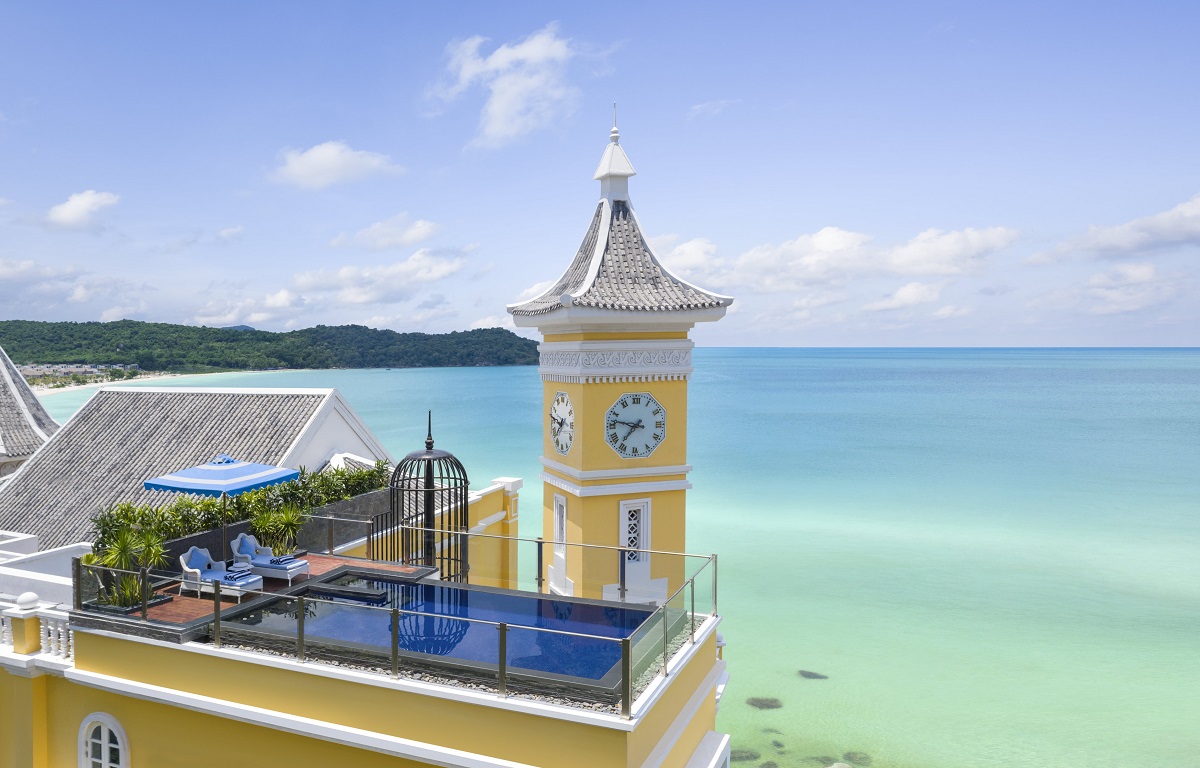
[141,554,426,625]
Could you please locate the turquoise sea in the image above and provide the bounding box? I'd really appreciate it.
[38,349,1200,768]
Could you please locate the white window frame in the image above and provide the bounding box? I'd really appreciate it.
[553,494,567,561]
[619,498,651,563]
[549,494,574,595]
[78,712,129,768]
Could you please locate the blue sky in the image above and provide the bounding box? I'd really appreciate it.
[1,2,1198,346]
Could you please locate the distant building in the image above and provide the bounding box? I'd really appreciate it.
[0,344,59,480]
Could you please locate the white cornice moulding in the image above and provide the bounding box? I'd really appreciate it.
[540,456,691,481]
[540,473,691,497]
[538,339,694,381]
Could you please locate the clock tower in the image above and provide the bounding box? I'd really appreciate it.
[508,123,731,603]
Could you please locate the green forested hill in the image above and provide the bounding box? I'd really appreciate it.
[0,320,538,371]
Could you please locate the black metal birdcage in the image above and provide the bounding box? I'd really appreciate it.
[374,413,469,582]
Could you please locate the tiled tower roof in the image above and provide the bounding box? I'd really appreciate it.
[0,344,59,462]
[508,126,731,320]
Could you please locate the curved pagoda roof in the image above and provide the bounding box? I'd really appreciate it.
[0,344,59,463]
[508,125,732,319]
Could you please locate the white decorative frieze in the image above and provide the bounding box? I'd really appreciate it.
[539,340,694,382]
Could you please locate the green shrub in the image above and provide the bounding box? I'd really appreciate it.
[91,461,390,551]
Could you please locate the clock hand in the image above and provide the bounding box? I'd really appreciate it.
[621,419,645,440]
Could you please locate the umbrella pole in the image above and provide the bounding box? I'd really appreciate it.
[221,492,229,564]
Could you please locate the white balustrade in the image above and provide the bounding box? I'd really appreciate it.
[0,609,12,647]
[35,609,73,660]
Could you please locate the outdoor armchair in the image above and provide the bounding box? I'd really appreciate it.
[179,545,261,602]
[231,533,310,585]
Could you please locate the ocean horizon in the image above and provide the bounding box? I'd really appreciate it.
[39,347,1200,768]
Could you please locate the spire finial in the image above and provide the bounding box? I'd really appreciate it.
[610,102,620,144]
[425,410,434,450]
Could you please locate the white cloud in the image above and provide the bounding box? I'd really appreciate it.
[45,190,119,229]
[728,227,874,291]
[470,314,514,330]
[263,289,297,309]
[293,249,464,305]
[513,279,556,303]
[99,303,146,322]
[0,197,11,207]
[687,99,740,120]
[863,281,945,311]
[886,227,1017,275]
[653,236,721,283]
[1058,194,1200,257]
[330,213,439,250]
[1084,263,1178,315]
[218,225,244,240]
[721,224,1016,293]
[273,141,403,190]
[933,304,973,319]
[433,23,578,148]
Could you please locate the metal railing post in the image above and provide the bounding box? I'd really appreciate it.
[390,607,400,678]
[661,606,670,677]
[296,596,306,662]
[72,557,82,611]
[535,538,544,593]
[621,637,632,719]
[139,567,149,620]
[212,581,222,647]
[711,554,718,616]
[689,577,695,643]
[619,548,627,602]
[327,517,334,555]
[497,623,508,697]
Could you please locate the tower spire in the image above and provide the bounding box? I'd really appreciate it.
[425,410,434,450]
[594,113,636,200]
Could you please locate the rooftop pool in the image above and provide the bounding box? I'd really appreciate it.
[224,572,656,684]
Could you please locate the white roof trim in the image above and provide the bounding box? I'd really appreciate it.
[628,207,735,304]
[565,198,613,302]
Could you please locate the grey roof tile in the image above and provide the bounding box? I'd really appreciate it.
[0,389,326,549]
[509,200,728,317]
[0,345,59,460]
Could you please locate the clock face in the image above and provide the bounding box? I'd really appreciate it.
[549,391,575,455]
[605,392,667,459]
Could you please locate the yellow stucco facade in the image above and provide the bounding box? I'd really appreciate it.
[1,612,724,768]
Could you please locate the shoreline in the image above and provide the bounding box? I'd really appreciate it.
[30,370,244,395]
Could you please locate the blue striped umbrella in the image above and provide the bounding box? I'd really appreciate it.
[145,454,299,497]
[145,455,300,559]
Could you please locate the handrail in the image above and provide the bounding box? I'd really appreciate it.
[74,555,719,719]
[366,521,715,561]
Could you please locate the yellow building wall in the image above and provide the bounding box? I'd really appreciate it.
[464,484,519,590]
[5,629,718,768]
[626,633,720,768]
[72,632,633,768]
[540,485,689,599]
[40,675,429,768]
[0,672,48,768]
[343,484,520,588]
[542,380,688,472]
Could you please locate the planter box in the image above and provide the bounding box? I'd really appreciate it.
[84,593,174,615]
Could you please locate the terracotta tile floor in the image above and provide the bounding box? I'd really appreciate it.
[141,554,424,625]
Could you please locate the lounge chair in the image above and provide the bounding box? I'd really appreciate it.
[179,546,263,602]
[231,533,310,585]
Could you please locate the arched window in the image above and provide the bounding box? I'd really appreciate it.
[78,713,128,768]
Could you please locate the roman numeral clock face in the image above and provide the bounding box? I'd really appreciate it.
[549,391,575,455]
[605,392,667,459]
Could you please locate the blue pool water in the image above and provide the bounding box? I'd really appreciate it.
[233,576,653,681]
